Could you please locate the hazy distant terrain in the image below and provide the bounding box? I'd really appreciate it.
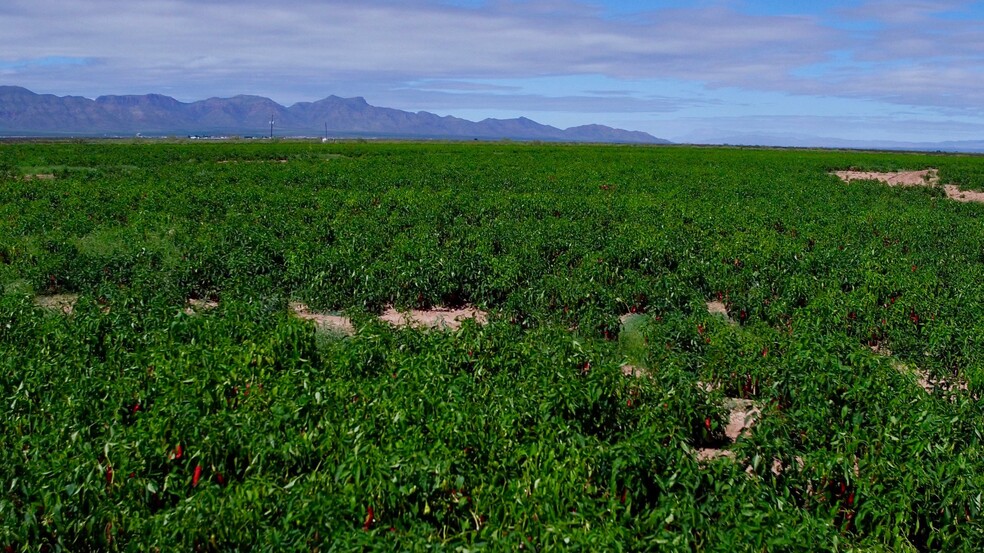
[0,86,667,143]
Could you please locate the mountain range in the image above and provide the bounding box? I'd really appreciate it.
[0,86,667,143]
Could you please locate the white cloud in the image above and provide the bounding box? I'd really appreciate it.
[0,1,835,96]
[0,0,982,142]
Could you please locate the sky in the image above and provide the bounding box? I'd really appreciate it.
[2,0,983,145]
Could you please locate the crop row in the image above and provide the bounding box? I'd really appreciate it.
[1,142,983,550]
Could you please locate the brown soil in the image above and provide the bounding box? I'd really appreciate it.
[706,300,735,324]
[705,300,729,317]
[289,303,488,335]
[943,184,984,203]
[623,378,756,450]
[184,298,220,316]
[379,306,487,331]
[620,364,647,377]
[23,174,56,180]
[696,398,760,463]
[833,169,938,187]
[34,293,79,314]
[217,159,288,164]
[873,347,971,399]
[832,169,984,204]
[289,302,355,335]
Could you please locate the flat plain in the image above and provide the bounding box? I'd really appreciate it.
[1,142,983,550]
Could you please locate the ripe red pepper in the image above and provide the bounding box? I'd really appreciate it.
[705,417,712,431]
[363,506,374,531]
[105,465,114,486]
[192,465,202,487]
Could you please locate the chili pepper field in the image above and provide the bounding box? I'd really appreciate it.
[1,142,983,550]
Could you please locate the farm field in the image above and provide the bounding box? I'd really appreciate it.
[1,141,984,550]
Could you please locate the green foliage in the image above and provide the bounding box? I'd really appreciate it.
[1,142,983,550]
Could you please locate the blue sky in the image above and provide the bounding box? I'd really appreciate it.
[1,0,983,144]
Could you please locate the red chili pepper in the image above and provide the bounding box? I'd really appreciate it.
[192,465,202,487]
[705,417,712,431]
[105,465,114,486]
[132,403,140,413]
[173,444,183,460]
[216,471,225,485]
[363,506,374,531]
[848,492,855,506]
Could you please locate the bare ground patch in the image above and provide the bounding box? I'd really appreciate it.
[620,364,647,377]
[870,347,971,399]
[697,398,760,463]
[897,361,968,398]
[380,306,487,331]
[23,173,56,181]
[34,293,78,314]
[184,298,220,316]
[706,299,736,324]
[289,302,355,335]
[942,184,984,203]
[832,168,984,204]
[833,169,938,187]
[217,159,289,164]
[618,367,762,466]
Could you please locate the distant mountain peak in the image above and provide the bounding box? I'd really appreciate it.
[0,86,670,143]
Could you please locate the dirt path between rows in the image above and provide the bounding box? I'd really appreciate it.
[832,169,984,204]
[290,303,487,334]
[34,293,78,314]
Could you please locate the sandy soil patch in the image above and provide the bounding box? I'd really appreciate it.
[23,173,56,181]
[697,398,760,463]
[184,298,220,316]
[833,169,984,204]
[901,363,968,397]
[872,346,972,399]
[620,364,647,377]
[34,293,78,314]
[289,302,355,335]
[612,315,781,467]
[706,300,736,324]
[289,303,488,334]
[942,184,984,203]
[217,159,288,164]
[380,306,487,331]
[833,169,938,187]
[706,300,729,317]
